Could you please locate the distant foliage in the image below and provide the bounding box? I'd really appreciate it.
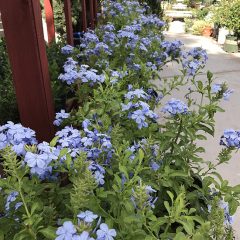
[0,38,19,124]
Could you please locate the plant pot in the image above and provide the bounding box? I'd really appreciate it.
[223,35,239,53]
[218,27,229,44]
[202,26,212,37]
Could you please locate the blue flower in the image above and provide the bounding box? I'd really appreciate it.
[5,191,19,211]
[96,223,117,240]
[74,231,95,240]
[56,221,77,240]
[54,110,70,126]
[211,84,233,101]
[24,152,52,178]
[130,110,148,129]
[94,171,105,185]
[0,122,37,155]
[223,89,233,101]
[101,23,115,32]
[117,30,138,40]
[89,163,105,185]
[61,45,74,54]
[151,161,160,171]
[162,99,188,115]
[219,201,234,225]
[82,119,91,130]
[125,89,148,100]
[145,186,158,209]
[59,58,80,85]
[220,129,240,148]
[121,102,134,111]
[80,31,99,49]
[211,83,222,93]
[182,48,208,76]
[77,210,98,223]
[79,65,105,85]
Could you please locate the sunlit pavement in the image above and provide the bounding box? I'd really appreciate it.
[160,32,240,238]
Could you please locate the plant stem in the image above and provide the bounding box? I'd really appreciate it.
[170,117,183,154]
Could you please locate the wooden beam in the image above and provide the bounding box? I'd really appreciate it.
[93,0,98,25]
[64,0,74,45]
[89,0,95,29]
[81,0,87,32]
[44,0,55,44]
[0,0,55,142]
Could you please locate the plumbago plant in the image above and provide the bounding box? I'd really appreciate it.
[0,1,240,240]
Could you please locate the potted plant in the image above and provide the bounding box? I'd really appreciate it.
[202,24,213,36]
[192,20,212,36]
[213,0,240,52]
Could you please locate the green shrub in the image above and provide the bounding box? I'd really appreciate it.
[192,20,210,35]
[0,38,19,124]
[213,0,240,36]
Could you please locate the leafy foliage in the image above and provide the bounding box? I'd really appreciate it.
[0,1,239,240]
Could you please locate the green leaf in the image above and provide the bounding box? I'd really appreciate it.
[49,136,59,147]
[174,232,188,240]
[39,226,56,239]
[0,230,4,240]
[232,184,240,193]
[197,81,203,91]
[164,201,171,215]
[207,71,213,80]
[119,165,129,180]
[59,148,69,158]
[138,149,144,161]
[177,220,193,235]
[228,198,239,215]
[31,201,42,215]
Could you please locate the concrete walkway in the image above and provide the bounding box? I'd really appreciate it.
[161,33,240,238]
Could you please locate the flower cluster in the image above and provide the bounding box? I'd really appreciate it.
[61,45,74,55]
[212,83,233,101]
[54,122,112,185]
[78,65,105,85]
[56,211,116,240]
[59,58,79,85]
[161,40,183,58]
[0,121,37,155]
[54,110,70,126]
[24,142,59,179]
[122,89,158,129]
[162,98,188,116]
[182,47,208,76]
[80,31,99,49]
[140,15,165,27]
[59,59,105,86]
[220,129,240,148]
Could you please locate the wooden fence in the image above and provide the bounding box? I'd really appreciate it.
[0,0,98,141]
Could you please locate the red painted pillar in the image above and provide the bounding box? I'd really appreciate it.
[64,0,74,45]
[81,0,87,32]
[44,0,55,44]
[89,0,95,29]
[0,0,55,142]
[93,0,98,25]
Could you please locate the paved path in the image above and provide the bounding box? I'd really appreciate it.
[161,33,240,238]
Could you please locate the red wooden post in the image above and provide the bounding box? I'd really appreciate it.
[89,0,95,29]
[64,0,74,45]
[44,0,55,44]
[0,0,55,142]
[81,0,87,32]
[93,0,98,25]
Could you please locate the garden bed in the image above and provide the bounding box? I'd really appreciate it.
[0,1,239,239]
